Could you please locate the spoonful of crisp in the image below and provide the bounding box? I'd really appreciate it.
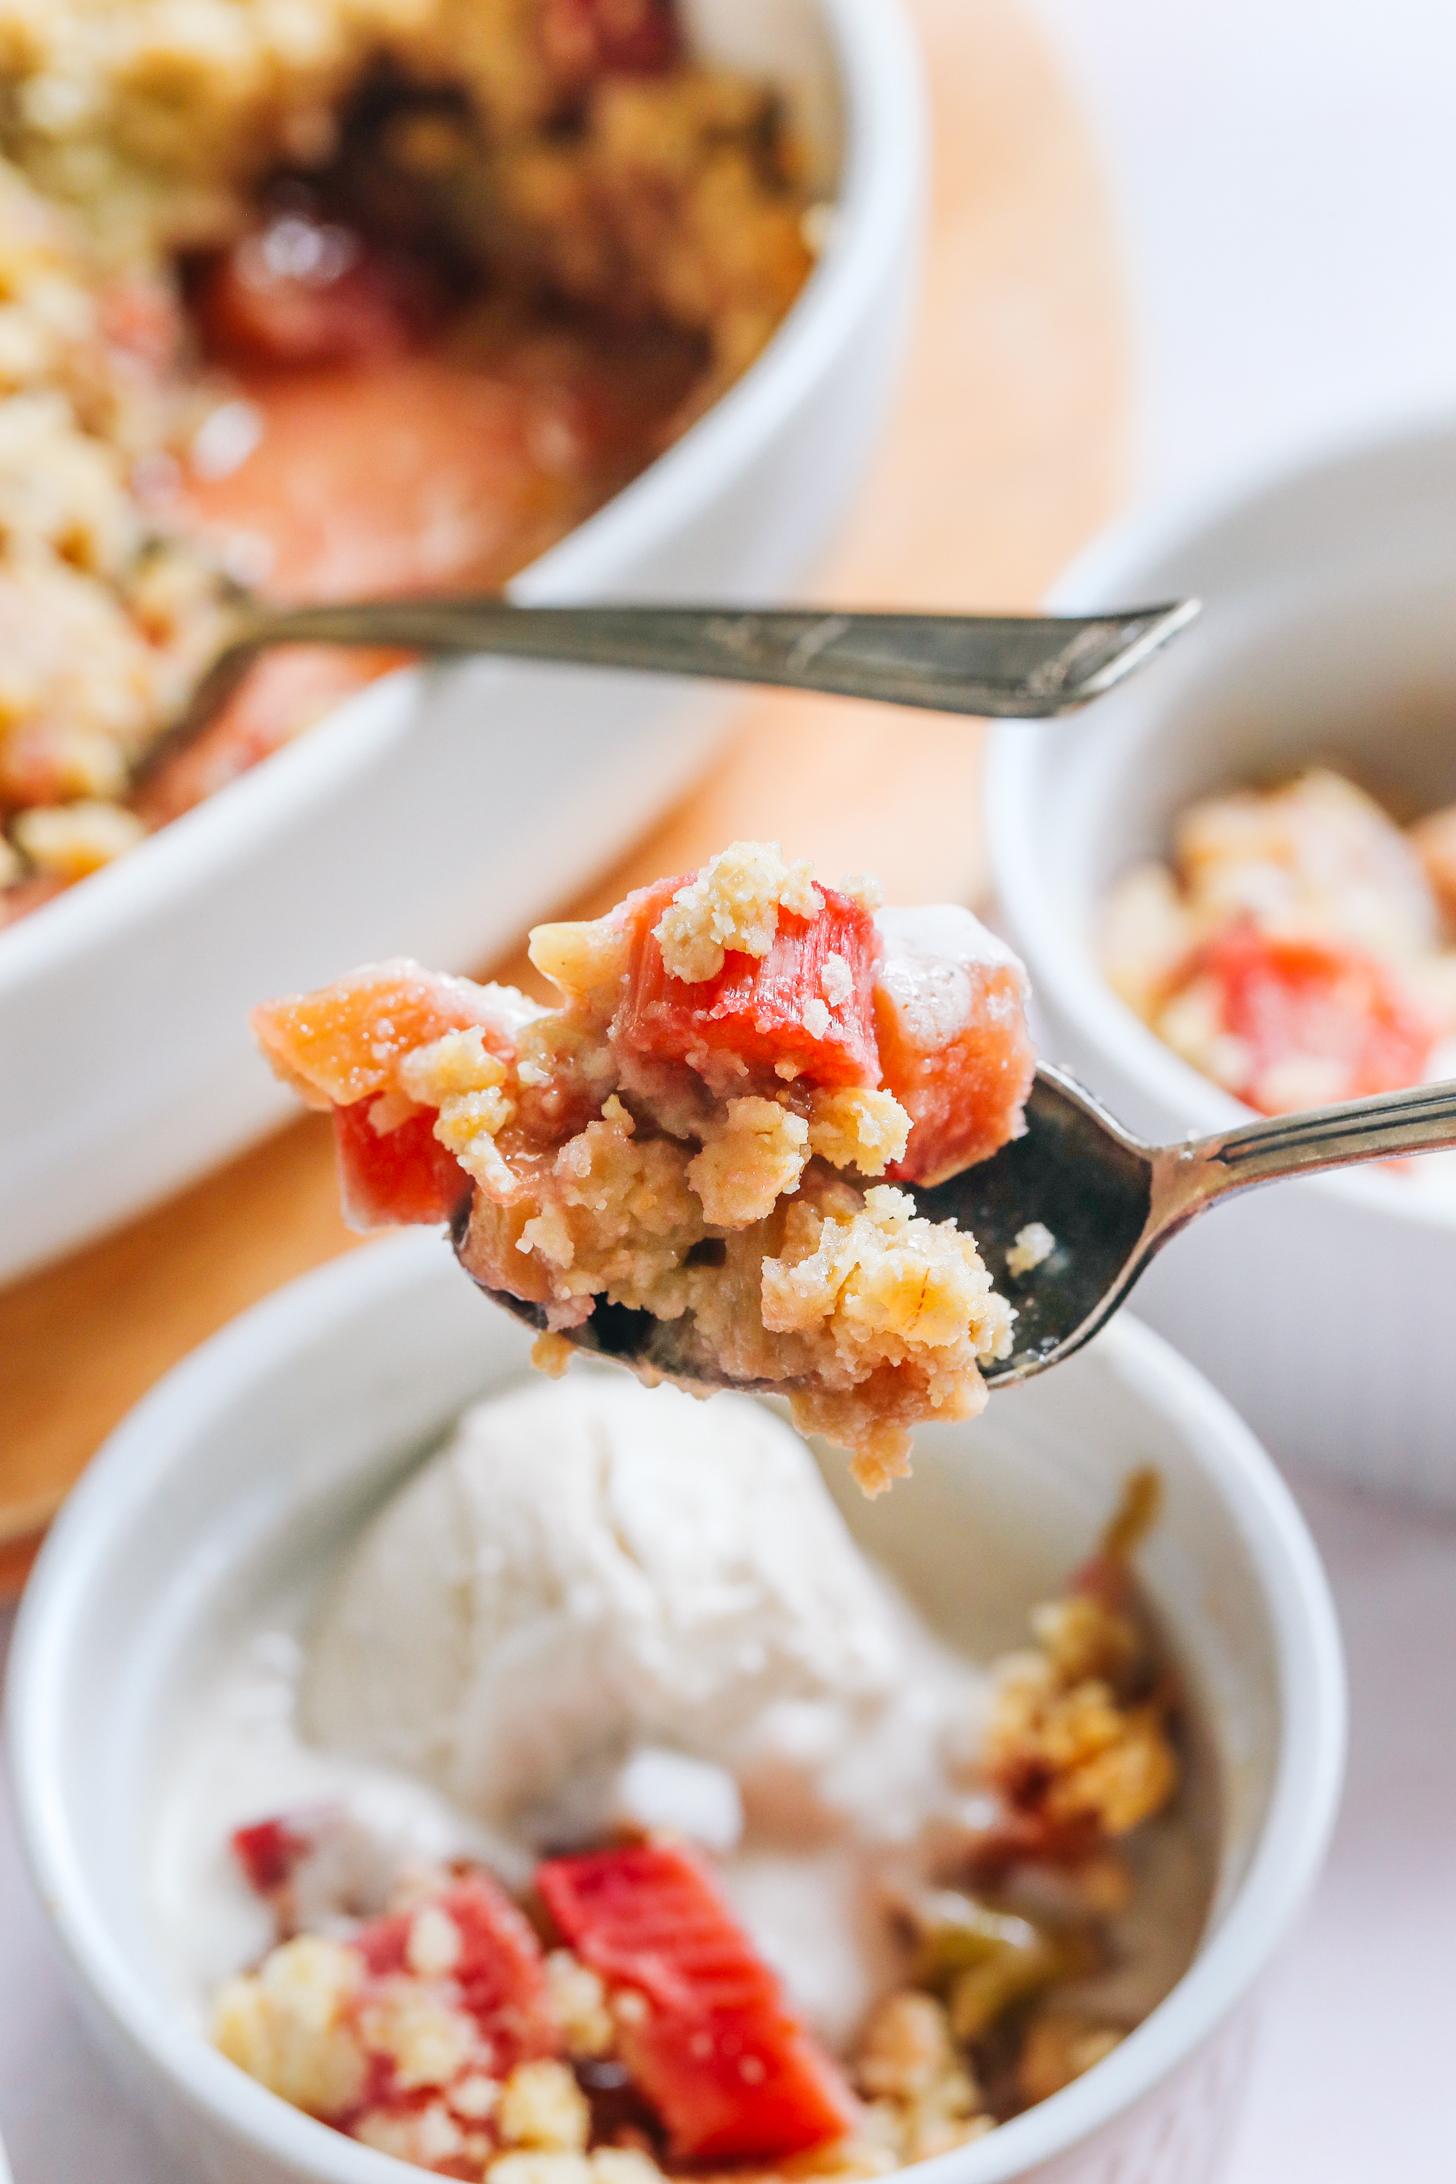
[253,837,1456,1492]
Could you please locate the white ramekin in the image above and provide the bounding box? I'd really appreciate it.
[7,1232,1344,2184]
[988,412,1456,1510]
[0,0,925,1286]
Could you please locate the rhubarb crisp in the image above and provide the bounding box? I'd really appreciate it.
[170,1377,1190,2180]
[1104,768,1456,1133]
[0,0,814,923]
[254,844,1039,1489]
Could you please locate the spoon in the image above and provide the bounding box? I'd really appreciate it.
[136,595,1199,783]
[460,1067,1456,1391]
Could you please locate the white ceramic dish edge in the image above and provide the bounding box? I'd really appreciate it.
[0,0,926,1285]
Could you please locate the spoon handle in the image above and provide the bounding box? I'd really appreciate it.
[237,597,1198,719]
[1166,1077,1456,1211]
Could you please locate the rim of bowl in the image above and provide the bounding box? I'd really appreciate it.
[7,1233,1346,2184]
[988,406,1456,1239]
[0,0,926,1002]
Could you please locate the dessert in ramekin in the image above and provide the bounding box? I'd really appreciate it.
[989,415,1456,1504]
[0,0,814,924]
[254,842,1038,1489]
[1102,766,1456,1193]
[169,1376,1191,2180]
[6,1237,1344,2184]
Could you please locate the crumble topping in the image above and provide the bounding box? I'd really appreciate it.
[0,8,814,922]
[1006,1222,1055,1279]
[760,1183,1013,1494]
[819,951,853,1008]
[654,842,824,985]
[987,1580,1176,1839]
[852,1992,990,2164]
[804,1088,910,1177]
[687,1096,809,1228]
[403,1027,517,1192]
[498,2059,591,2151]
[11,795,145,877]
[214,1932,368,2117]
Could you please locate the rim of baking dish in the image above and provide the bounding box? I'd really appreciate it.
[0,0,926,1000]
[8,1232,1345,2184]
[988,407,1456,1239]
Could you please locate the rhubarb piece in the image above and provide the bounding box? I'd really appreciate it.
[873,906,1035,1185]
[194,209,437,370]
[538,1841,857,2161]
[232,1812,324,1899]
[251,962,518,1111]
[542,0,684,77]
[356,1874,558,2073]
[1174,921,1435,1112]
[214,1873,562,2150]
[615,876,883,1090]
[334,1099,471,1229]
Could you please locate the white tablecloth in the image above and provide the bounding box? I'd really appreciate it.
[7,0,1456,2174]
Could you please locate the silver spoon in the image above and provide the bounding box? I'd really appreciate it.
[459,1067,1456,1390]
[135,594,1199,784]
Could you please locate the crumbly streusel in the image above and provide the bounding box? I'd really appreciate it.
[257,847,1038,1490]
[0,3,813,920]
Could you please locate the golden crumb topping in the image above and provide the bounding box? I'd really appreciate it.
[806,1087,911,1177]
[762,1185,1013,1368]
[687,1096,809,1227]
[1005,1222,1055,1279]
[654,841,824,984]
[213,1934,367,2118]
[403,1028,516,1194]
[498,2059,591,2153]
[12,796,145,877]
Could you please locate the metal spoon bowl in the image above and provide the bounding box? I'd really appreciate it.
[456,1066,1456,1392]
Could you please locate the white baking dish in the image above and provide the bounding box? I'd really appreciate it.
[0,0,923,1286]
[7,1233,1344,2184]
[988,414,1456,1509]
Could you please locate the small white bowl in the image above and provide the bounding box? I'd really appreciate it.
[989,413,1456,1509]
[8,1233,1343,2184]
[0,0,924,1286]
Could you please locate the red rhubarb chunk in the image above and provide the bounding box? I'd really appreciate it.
[614,879,883,1090]
[334,1100,470,1230]
[1183,921,1434,1113]
[542,0,683,77]
[252,963,509,1111]
[195,209,438,371]
[355,1876,557,2073]
[231,1812,323,1898]
[538,1841,857,2163]
[873,907,1036,1185]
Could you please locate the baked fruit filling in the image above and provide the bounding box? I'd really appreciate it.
[0,1,813,921]
[254,843,1037,1488]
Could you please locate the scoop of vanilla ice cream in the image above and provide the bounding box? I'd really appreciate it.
[303,1376,907,1828]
